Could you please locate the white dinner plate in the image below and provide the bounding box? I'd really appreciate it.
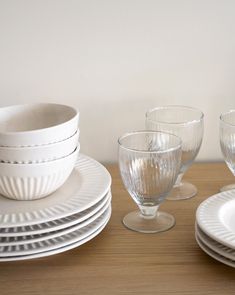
[0,154,111,228]
[0,205,111,257]
[0,210,111,262]
[195,232,235,268]
[0,190,111,237]
[195,223,235,261]
[0,194,111,246]
[196,190,235,249]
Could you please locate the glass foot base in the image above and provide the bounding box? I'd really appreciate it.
[166,181,197,201]
[220,183,235,192]
[122,210,175,233]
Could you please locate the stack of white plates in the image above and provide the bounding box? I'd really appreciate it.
[0,154,112,261]
[195,190,235,268]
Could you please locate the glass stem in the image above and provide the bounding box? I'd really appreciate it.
[138,204,159,219]
[174,172,184,188]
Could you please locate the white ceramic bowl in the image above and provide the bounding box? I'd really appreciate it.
[0,148,79,200]
[0,103,79,147]
[0,130,80,164]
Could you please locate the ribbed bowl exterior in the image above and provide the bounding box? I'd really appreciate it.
[0,148,78,200]
[0,167,74,200]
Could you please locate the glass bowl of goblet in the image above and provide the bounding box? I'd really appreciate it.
[146,106,204,200]
[220,110,235,192]
[118,131,182,233]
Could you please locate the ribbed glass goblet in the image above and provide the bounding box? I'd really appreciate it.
[118,131,182,233]
[146,106,204,200]
[220,110,235,192]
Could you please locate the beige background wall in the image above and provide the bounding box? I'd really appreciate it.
[0,0,234,162]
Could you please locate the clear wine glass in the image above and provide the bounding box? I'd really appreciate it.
[220,110,235,192]
[146,106,204,200]
[118,131,182,233]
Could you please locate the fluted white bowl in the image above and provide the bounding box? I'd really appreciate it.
[0,103,79,147]
[0,130,80,164]
[0,148,79,200]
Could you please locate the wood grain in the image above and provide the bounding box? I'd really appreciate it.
[0,162,235,294]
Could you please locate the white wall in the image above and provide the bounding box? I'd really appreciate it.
[0,0,234,163]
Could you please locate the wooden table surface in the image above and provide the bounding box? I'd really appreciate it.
[1,162,235,294]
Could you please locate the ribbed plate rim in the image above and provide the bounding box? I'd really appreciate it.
[195,222,235,261]
[0,210,110,262]
[0,190,111,237]
[195,232,235,268]
[196,190,235,249]
[0,205,111,257]
[0,194,111,246]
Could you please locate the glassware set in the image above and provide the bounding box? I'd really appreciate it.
[118,105,235,234]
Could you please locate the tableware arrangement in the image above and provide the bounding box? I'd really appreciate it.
[146,106,204,200]
[4,101,235,262]
[195,189,235,268]
[0,103,112,261]
[220,110,235,192]
[118,130,182,233]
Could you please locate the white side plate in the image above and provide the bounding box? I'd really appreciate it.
[196,190,235,249]
[195,232,235,268]
[196,223,235,261]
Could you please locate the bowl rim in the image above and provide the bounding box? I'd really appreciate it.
[0,130,80,151]
[0,103,79,135]
[0,146,79,167]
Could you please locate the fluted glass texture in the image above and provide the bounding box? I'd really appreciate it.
[146,106,204,173]
[118,131,182,206]
[220,111,235,175]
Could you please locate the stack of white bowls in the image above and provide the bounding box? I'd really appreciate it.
[0,103,79,200]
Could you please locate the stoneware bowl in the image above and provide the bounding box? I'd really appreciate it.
[0,148,79,200]
[0,103,79,147]
[0,130,80,164]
